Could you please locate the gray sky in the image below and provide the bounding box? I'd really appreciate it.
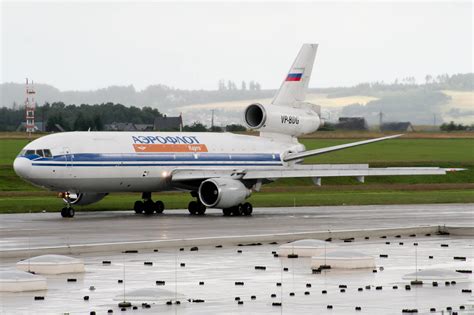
[1,1,472,91]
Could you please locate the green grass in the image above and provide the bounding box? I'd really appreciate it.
[1,189,473,213]
[0,139,30,164]
[300,138,474,164]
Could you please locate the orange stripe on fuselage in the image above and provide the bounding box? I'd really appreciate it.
[133,143,208,153]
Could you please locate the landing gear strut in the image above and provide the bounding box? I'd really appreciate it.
[222,202,253,216]
[134,192,165,215]
[60,206,75,218]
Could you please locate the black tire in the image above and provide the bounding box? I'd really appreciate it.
[68,207,75,218]
[61,207,69,218]
[144,200,155,215]
[196,203,206,215]
[155,200,164,214]
[222,208,232,216]
[241,202,253,216]
[134,201,144,214]
[231,205,242,216]
[188,201,198,215]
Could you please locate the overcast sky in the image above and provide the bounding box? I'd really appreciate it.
[1,1,472,91]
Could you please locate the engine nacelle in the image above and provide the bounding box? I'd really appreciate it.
[198,178,251,209]
[244,103,321,137]
[62,192,108,205]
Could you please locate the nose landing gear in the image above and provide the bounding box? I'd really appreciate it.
[134,192,165,215]
[60,206,75,218]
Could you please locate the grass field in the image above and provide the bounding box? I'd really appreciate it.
[0,133,473,213]
[1,189,472,213]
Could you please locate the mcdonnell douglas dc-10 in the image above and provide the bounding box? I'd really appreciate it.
[13,44,459,218]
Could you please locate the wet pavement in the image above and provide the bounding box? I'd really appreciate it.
[1,233,473,314]
[0,203,473,251]
[0,204,473,314]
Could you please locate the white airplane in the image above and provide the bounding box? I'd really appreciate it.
[13,44,459,218]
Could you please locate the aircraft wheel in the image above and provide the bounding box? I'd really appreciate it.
[134,201,144,214]
[143,200,155,215]
[61,207,69,218]
[222,208,232,216]
[155,200,164,214]
[188,201,198,215]
[68,207,75,218]
[241,202,253,216]
[231,206,242,216]
[196,203,206,215]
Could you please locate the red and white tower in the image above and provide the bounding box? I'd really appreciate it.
[25,78,36,135]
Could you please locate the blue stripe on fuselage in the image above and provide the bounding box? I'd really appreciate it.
[27,152,282,166]
[32,162,282,167]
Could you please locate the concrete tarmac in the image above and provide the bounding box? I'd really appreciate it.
[0,203,473,252]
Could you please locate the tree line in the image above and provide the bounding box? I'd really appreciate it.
[0,102,162,131]
[439,121,473,131]
[0,102,247,132]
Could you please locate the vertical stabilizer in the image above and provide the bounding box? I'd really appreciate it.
[271,44,318,106]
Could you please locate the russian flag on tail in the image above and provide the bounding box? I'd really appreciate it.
[286,73,303,81]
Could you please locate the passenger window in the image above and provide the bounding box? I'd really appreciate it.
[35,150,44,157]
[43,149,52,157]
[25,150,35,155]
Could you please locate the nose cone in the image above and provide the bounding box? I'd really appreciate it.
[13,157,32,179]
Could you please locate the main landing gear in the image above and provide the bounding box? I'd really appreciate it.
[60,206,75,218]
[188,191,206,215]
[222,202,253,217]
[188,200,206,215]
[134,192,165,215]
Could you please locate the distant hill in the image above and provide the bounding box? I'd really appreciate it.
[0,82,274,112]
[1,73,472,125]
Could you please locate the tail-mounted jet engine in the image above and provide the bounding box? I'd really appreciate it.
[244,103,321,137]
[61,192,108,205]
[198,178,251,209]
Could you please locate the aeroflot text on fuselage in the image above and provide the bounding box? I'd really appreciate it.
[281,115,300,124]
[132,135,201,145]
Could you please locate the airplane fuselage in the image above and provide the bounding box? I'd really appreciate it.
[13,131,303,193]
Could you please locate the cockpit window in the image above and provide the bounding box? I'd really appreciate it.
[21,149,53,158]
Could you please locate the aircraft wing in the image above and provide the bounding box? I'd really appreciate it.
[171,164,463,182]
[171,134,463,183]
